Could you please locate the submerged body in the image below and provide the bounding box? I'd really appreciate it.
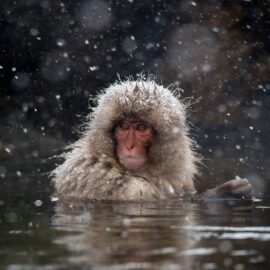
[52,79,252,201]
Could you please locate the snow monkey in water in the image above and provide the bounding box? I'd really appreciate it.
[52,79,252,201]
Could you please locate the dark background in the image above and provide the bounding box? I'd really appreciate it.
[0,0,269,195]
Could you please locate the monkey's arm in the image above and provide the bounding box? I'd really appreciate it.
[194,178,252,200]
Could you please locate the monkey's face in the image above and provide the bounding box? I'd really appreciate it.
[115,118,153,171]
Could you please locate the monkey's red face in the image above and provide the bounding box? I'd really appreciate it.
[115,118,153,170]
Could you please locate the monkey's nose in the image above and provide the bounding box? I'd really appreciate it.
[126,141,135,150]
[126,134,136,150]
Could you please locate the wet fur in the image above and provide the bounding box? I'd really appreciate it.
[52,79,199,201]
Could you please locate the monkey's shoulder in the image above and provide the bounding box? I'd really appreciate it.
[53,148,195,201]
[54,151,165,201]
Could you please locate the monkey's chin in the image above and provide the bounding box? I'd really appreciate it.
[119,156,146,171]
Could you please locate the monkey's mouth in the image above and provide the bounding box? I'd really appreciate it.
[119,155,146,170]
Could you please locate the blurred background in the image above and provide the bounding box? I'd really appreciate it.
[0,0,269,196]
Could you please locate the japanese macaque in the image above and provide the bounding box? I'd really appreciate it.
[52,79,252,201]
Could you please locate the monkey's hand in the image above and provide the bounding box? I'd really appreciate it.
[195,178,253,201]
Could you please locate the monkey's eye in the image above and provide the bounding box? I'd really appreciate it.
[137,123,148,132]
[119,122,129,130]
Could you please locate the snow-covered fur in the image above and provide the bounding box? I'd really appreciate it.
[52,79,198,201]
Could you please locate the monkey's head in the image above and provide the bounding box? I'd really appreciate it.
[86,79,196,177]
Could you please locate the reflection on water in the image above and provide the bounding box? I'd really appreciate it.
[52,199,270,270]
[53,200,198,269]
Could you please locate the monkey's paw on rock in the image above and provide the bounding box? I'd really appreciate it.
[195,178,253,201]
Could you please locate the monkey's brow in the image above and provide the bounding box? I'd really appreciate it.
[121,120,151,129]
